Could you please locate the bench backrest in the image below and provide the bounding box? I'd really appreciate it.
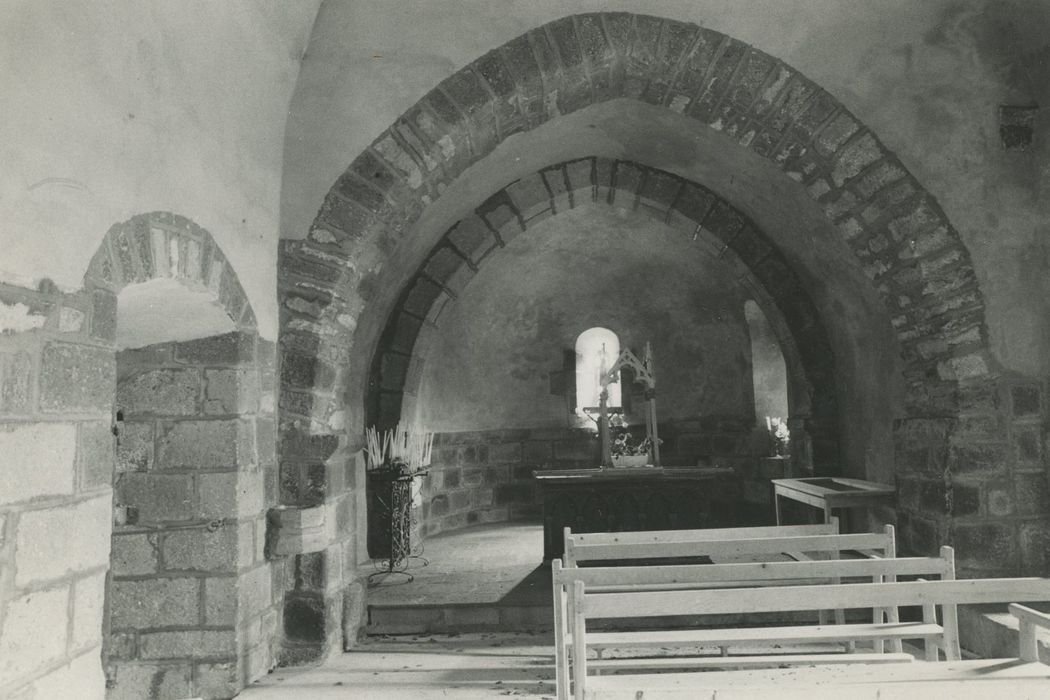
[553,548,955,592]
[566,521,839,547]
[564,524,893,566]
[576,577,1050,619]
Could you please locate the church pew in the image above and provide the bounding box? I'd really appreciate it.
[555,523,897,700]
[562,521,842,567]
[569,577,1050,700]
[552,547,954,700]
[580,603,1050,699]
[563,524,895,567]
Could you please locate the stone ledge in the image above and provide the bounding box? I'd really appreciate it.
[267,505,327,557]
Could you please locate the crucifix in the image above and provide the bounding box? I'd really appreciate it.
[596,342,660,468]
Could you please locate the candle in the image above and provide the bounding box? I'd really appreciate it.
[766,416,772,431]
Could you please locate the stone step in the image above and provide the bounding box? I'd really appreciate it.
[367,602,552,635]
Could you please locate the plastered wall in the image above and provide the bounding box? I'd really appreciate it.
[0,1,321,340]
[415,206,755,432]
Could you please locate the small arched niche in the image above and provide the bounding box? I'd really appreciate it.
[116,277,236,350]
[744,300,789,426]
[574,326,621,422]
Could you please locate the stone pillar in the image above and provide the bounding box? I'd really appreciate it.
[0,281,115,700]
[271,427,357,665]
[107,332,279,700]
[894,376,1050,576]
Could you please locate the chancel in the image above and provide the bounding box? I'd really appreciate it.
[2,2,1050,699]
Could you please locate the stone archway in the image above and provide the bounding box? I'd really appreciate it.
[85,212,279,700]
[275,11,1044,658]
[364,157,831,468]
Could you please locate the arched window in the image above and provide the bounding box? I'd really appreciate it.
[744,301,788,425]
[575,327,621,417]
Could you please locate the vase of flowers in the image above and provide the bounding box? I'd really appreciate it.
[766,417,791,457]
[609,415,656,467]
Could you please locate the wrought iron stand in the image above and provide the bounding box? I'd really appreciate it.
[367,468,428,585]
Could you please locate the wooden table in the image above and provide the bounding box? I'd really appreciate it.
[772,477,895,526]
[533,466,733,561]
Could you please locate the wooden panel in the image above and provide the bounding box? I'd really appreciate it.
[571,531,893,562]
[569,521,838,545]
[587,652,916,671]
[554,555,955,590]
[579,622,944,649]
[582,578,1050,619]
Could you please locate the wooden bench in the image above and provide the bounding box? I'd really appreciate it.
[555,523,904,700]
[563,522,844,566]
[563,523,897,567]
[569,577,1050,700]
[553,546,954,699]
[579,603,1050,699]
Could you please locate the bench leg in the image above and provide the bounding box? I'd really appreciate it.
[942,603,961,661]
[922,602,940,661]
[873,606,886,653]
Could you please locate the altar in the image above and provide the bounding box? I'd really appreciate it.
[533,466,734,561]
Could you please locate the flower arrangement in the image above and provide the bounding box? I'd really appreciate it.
[766,417,790,456]
[612,431,657,457]
[608,413,660,458]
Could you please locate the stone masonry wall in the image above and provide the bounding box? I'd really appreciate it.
[894,376,1050,577]
[418,419,762,538]
[108,333,279,700]
[0,281,116,700]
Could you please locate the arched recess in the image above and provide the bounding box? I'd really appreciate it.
[84,212,280,700]
[84,211,257,330]
[364,158,830,465]
[276,12,1013,651]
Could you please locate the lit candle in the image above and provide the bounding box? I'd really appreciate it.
[765,416,772,431]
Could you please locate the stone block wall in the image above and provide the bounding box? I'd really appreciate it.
[108,333,280,700]
[893,376,1050,577]
[419,428,589,536]
[0,281,116,700]
[416,419,763,538]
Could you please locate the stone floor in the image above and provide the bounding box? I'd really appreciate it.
[241,632,557,699]
[361,522,547,607]
[360,522,553,634]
